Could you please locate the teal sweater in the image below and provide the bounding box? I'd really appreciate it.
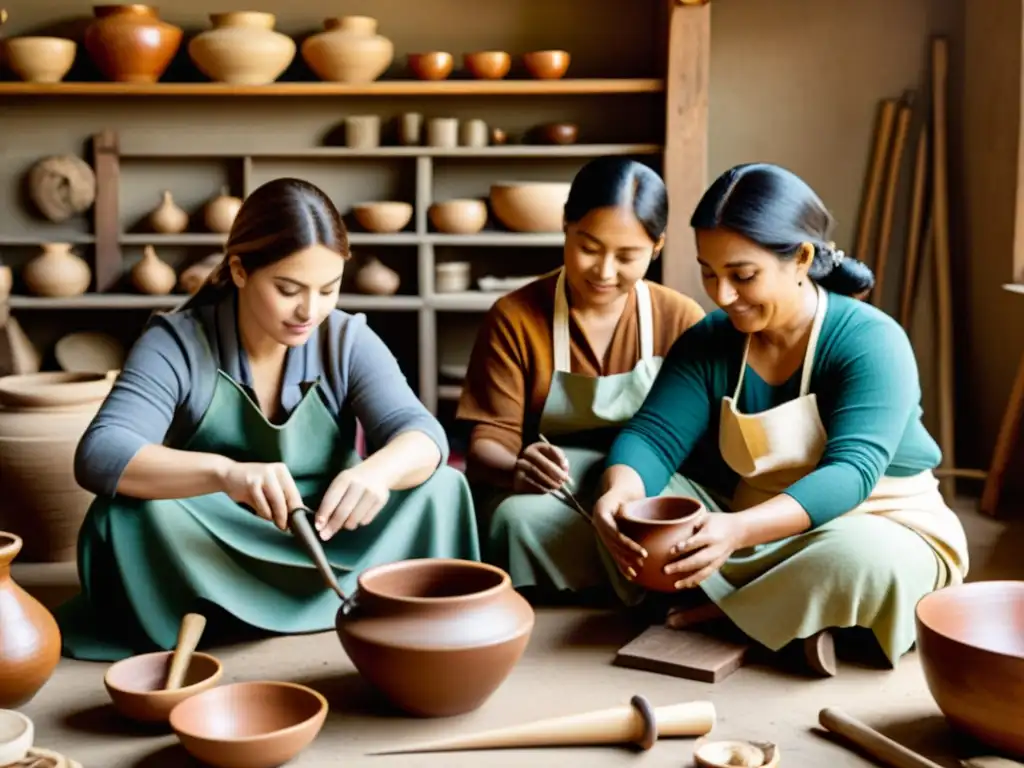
[606,291,942,527]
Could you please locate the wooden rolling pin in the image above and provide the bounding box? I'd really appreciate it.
[819,708,944,768]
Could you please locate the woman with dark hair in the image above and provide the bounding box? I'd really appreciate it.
[591,162,969,675]
[456,156,705,599]
[56,177,479,661]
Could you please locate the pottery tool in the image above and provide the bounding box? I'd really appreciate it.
[899,128,929,330]
[368,694,715,755]
[164,612,206,690]
[288,506,358,615]
[537,433,590,521]
[854,98,898,263]
[538,433,577,488]
[694,738,780,768]
[962,759,1024,768]
[614,624,750,683]
[819,707,945,768]
[872,91,915,309]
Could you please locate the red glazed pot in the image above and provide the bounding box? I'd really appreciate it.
[616,496,706,592]
[84,5,182,83]
[336,558,534,717]
[916,580,1024,757]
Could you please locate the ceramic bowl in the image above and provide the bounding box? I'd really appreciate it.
[407,51,453,80]
[429,199,488,235]
[104,651,224,723]
[4,37,76,83]
[615,496,707,592]
[169,681,327,768]
[352,201,413,234]
[522,49,570,79]
[489,181,571,233]
[916,580,1024,757]
[0,710,33,766]
[0,371,114,409]
[464,51,511,79]
[532,122,579,145]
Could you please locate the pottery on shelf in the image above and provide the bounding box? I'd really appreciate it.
[615,496,706,593]
[336,559,534,717]
[531,122,579,145]
[301,15,393,84]
[203,187,242,234]
[463,51,511,79]
[3,36,76,83]
[435,261,471,293]
[429,199,488,235]
[0,532,61,707]
[131,245,177,295]
[407,52,452,80]
[22,243,91,298]
[489,181,572,233]
[26,155,97,224]
[522,50,571,79]
[353,256,399,296]
[83,5,183,84]
[352,201,412,234]
[188,12,295,85]
[148,190,188,234]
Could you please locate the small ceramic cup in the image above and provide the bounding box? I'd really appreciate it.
[398,112,423,145]
[345,115,381,149]
[459,118,488,148]
[435,261,471,293]
[426,117,458,148]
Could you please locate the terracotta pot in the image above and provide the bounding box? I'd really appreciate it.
[148,190,188,234]
[616,496,707,593]
[131,245,177,295]
[916,580,1024,757]
[352,201,412,234]
[22,243,91,298]
[353,256,399,296]
[84,5,182,84]
[429,199,488,235]
[203,187,242,234]
[336,559,534,717]
[301,15,393,84]
[463,51,511,79]
[522,50,571,80]
[189,12,295,85]
[3,37,77,83]
[407,51,452,80]
[0,532,61,707]
[489,181,572,233]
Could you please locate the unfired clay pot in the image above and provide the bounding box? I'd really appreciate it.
[0,531,61,706]
[188,12,296,85]
[148,190,188,234]
[353,256,399,296]
[616,496,707,593]
[301,15,393,84]
[84,5,183,84]
[3,36,77,83]
[203,187,242,234]
[336,559,534,717]
[489,182,572,233]
[22,243,91,297]
[131,245,177,294]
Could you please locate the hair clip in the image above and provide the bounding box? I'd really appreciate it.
[831,249,846,266]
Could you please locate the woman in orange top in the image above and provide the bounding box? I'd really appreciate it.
[457,156,706,601]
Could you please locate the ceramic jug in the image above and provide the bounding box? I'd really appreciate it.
[189,12,295,85]
[301,16,393,83]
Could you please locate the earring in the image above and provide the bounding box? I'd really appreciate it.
[798,279,803,286]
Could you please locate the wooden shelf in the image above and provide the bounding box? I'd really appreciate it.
[118,144,663,159]
[0,79,664,98]
[8,293,424,311]
[118,233,422,247]
[429,292,504,311]
[0,235,96,246]
[427,233,563,247]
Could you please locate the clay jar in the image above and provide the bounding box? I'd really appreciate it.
[204,187,242,233]
[22,243,91,297]
[148,190,188,234]
[353,257,399,296]
[616,496,707,593]
[188,12,296,85]
[84,5,183,84]
[336,559,534,717]
[0,532,61,707]
[301,16,393,84]
[131,245,177,295]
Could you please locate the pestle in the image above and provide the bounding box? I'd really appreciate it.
[288,506,346,601]
[164,612,207,690]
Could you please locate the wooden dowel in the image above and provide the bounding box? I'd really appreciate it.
[873,94,914,309]
[899,128,930,330]
[854,99,899,264]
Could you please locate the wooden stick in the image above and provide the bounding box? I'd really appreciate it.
[819,708,945,768]
[899,128,930,329]
[854,99,898,264]
[872,93,915,309]
[980,348,1024,515]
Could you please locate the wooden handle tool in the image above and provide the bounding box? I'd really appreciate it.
[164,612,206,690]
[819,708,944,768]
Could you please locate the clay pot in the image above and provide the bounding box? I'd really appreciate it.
[3,37,76,83]
[463,51,511,79]
[148,190,188,234]
[407,52,452,80]
[353,256,399,296]
[429,199,488,235]
[203,187,242,234]
[84,5,183,84]
[301,15,393,84]
[916,580,1024,757]
[616,496,707,593]
[131,245,177,294]
[105,650,223,723]
[435,262,471,293]
[531,122,579,145]
[522,50,571,79]
[22,243,91,297]
[188,12,295,85]
[489,181,572,233]
[0,532,61,707]
[352,201,412,234]
[336,559,534,717]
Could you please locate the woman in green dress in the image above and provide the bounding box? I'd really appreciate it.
[592,163,970,675]
[56,177,480,662]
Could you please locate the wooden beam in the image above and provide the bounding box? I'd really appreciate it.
[91,130,121,293]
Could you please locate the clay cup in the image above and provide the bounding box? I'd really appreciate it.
[616,496,707,592]
[104,650,223,723]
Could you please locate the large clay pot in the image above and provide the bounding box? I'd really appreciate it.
[84,5,183,84]
[615,496,707,593]
[0,532,61,707]
[188,12,296,85]
[336,559,534,717]
[301,16,393,84]
[22,243,91,298]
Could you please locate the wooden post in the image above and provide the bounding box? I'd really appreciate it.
[91,129,121,293]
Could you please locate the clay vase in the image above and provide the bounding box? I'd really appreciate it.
[22,243,91,298]
[148,190,188,234]
[353,256,399,296]
[0,532,61,707]
[336,559,534,717]
[615,496,707,593]
[188,12,296,85]
[203,187,242,234]
[131,245,176,295]
[84,5,183,84]
[301,16,393,84]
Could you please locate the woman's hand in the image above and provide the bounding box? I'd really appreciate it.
[512,441,570,494]
[314,465,392,541]
[592,491,647,579]
[663,512,743,589]
[223,461,304,531]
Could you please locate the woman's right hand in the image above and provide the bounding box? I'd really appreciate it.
[592,491,647,579]
[222,461,304,531]
[512,441,570,494]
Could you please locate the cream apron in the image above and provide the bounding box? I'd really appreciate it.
[699,283,970,663]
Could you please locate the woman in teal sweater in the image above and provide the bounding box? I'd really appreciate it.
[593,163,969,676]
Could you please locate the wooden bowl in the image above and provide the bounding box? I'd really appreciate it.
[407,52,453,80]
[4,37,76,83]
[0,710,33,766]
[489,181,571,233]
[0,371,114,409]
[169,681,327,768]
[532,122,579,145]
[429,199,488,234]
[916,580,1024,757]
[464,51,511,79]
[615,496,707,593]
[352,201,413,234]
[522,49,570,79]
[104,651,223,723]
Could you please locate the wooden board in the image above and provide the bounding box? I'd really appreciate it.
[613,625,751,683]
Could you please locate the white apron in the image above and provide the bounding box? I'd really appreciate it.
[718,283,969,584]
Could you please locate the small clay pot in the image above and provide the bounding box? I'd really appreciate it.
[463,50,510,79]
[429,199,488,235]
[203,187,242,234]
[531,122,578,145]
[522,49,570,79]
[22,243,91,297]
[407,51,452,80]
[84,5,183,84]
[104,650,223,723]
[0,710,33,765]
[616,496,707,593]
[148,190,189,234]
[353,256,399,296]
[352,201,412,233]
[130,245,177,295]
[4,36,77,83]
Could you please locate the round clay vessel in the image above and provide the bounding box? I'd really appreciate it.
[615,496,707,593]
[188,12,295,85]
[3,37,77,83]
[489,181,572,233]
[407,51,452,80]
[429,199,488,234]
[336,558,534,717]
[463,50,510,79]
[301,15,393,84]
[105,650,223,723]
[22,243,91,297]
[131,245,177,294]
[353,256,399,296]
[522,49,571,79]
[352,201,412,234]
[203,187,242,234]
[84,5,183,84]
[532,122,578,145]
[148,190,188,233]
[169,681,327,768]
[0,533,61,707]
[0,709,33,765]
[916,580,1024,757]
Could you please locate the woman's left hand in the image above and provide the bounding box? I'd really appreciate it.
[663,512,743,589]
[315,465,391,540]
